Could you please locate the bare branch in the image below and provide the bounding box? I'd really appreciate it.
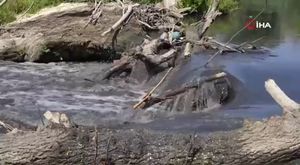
[0,120,14,132]
[265,79,300,113]
[101,4,138,36]
[0,0,7,7]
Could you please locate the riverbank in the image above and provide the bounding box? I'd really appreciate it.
[0,0,238,24]
[1,0,300,164]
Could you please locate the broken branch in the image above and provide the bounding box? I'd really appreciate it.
[0,0,7,7]
[101,4,138,36]
[0,120,14,132]
[133,67,173,109]
[265,79,300,113]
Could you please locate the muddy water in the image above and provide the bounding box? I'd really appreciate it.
[1,0,300,133]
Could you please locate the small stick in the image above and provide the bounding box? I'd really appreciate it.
[137,19,156,30]
[19,0,35,20]
[0,0,7,7]
[133,67,173,109]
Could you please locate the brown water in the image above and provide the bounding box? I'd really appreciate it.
[1,0,300,133]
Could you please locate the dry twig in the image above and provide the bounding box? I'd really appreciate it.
[133,67,173,109]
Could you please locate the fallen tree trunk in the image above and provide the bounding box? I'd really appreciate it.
[1,80,300,164]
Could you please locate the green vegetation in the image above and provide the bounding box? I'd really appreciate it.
[0,0,64,24]
[179,0,239,13]
[0,0,238,25]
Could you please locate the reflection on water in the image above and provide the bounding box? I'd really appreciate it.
[143,0,300,132]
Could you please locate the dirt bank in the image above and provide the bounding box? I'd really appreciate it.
[0,3,143,62]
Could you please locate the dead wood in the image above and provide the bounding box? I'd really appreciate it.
[133,67,173,109]
[101,4,138,36]
[198,0,221,40]
[140,72,227,109]
[265,79,300,114]
[0,0,7,7]
[184,42,192,57]
[85,0,103,28]
[0,120,14,132]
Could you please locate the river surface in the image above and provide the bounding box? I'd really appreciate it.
[1,0,300,133]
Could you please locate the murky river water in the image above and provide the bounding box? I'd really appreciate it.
[1,0,300,133]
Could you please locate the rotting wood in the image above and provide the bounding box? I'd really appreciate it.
[140,72,227,109]
[133,67,173,110]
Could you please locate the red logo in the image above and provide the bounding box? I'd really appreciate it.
[245,16,256,30]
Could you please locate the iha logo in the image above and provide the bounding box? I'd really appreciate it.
[245,16,272,30]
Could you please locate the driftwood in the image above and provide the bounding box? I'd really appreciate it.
[198,0,221,40]
[265,79,300,114]
[103,32,178,80]
[140,72,227,109]
[1,80,300,164]
[101,4,138,36]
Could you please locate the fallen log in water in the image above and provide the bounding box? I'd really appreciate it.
[1,80,300,164]
[139,72,229,109]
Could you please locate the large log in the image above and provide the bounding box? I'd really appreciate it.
[1,80,300,164]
